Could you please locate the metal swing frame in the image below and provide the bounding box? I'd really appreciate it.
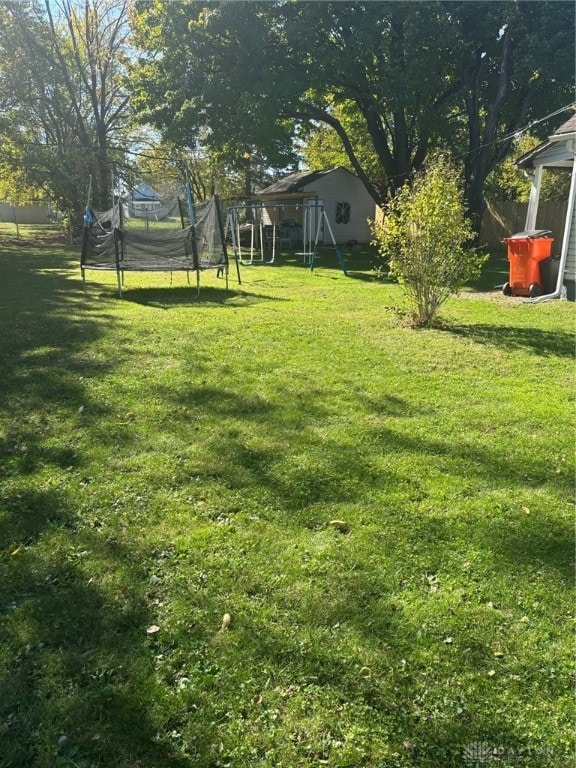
[226,199,347,275]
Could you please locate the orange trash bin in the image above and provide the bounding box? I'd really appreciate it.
[502,230,554,298]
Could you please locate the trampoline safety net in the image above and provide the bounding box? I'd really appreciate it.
[81,195,236,294]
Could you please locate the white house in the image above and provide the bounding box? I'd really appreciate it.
[256,167,378,245]
[124,183,162,213]
[515,113,576,300]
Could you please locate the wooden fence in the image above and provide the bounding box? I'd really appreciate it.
[479,200,568,253]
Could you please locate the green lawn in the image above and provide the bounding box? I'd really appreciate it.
[0,238,573,768]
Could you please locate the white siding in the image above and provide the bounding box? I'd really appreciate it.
[302,168,376,243]
[565,199,576,282]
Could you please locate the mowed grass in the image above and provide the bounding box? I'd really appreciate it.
[0,238,573,768]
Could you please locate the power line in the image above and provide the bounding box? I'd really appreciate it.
[3,103,574,174]
[457,103,575,161]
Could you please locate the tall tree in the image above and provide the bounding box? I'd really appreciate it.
[130,1,456,202]
[298,99,388,200]
[446,1,575,230]
[130,1,574,231]
[0,0,131,212]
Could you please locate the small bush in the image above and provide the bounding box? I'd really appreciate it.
[373,154,485,327]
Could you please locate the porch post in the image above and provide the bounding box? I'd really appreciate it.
[524,165,543,230]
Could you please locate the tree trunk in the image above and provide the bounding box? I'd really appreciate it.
[464,174,487,240]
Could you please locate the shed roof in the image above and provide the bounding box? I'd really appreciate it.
[258,167,352,195]
[516,112,576,169]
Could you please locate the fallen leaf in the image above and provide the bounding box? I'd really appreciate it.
[443,636,454,644]
[146,625,160,634]
[359,666,371,678]
[11,547,21,556]
[521,506,531,515]
[221,613,231,631]
[403,740,416,756]
[328,520,350,534]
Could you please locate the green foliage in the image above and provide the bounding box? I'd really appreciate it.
[374,154,484,327]
[129,0,299,175]
[130,0,575,227]
[0,0,132,211]
[298,99,387,198]
[0,142,46,204]
[485,134,572,203]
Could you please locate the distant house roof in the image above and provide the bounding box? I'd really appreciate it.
[258,167,352,195]
[516,112,576,169]
[126,183,162,203]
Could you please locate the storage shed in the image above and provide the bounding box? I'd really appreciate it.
[256,167,378,245]
[515,114,576,300]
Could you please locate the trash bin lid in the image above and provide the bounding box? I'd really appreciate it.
[509,229,553,238]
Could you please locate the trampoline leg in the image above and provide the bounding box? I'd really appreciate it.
[116,269,123,298]
[196,269,200,298]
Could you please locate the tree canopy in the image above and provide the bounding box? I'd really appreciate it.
[130,0,574,229]
[0,0,132,212]
[0,1,573,219]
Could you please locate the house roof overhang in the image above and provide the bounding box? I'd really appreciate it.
[515,112,576,170]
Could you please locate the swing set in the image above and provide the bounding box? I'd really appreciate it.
[226,199,348,275]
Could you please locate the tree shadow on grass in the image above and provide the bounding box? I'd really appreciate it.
[0,247,117,496]
[119,285,285,309]
[0,506,194,767]
[0,246,111,382]
[0,247,200,765]
[111,337,570,765]
[345,268,384,283]
[165,379,573,582]
[441,322,575,359]
[1,245,571,766]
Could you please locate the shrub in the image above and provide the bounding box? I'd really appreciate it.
[373,153,485,327]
